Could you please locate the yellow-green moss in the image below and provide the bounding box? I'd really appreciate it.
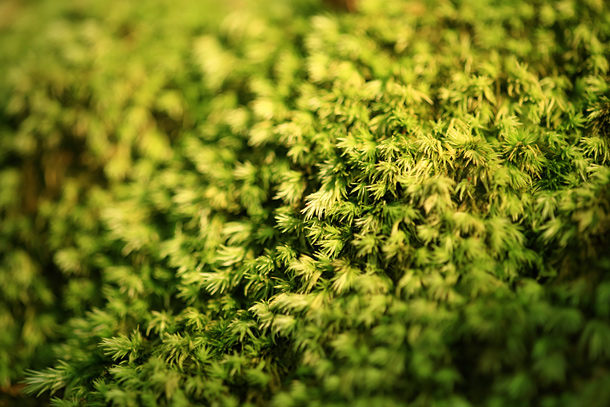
[1,0,609,406]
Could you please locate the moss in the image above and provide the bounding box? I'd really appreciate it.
[1,0,610,406]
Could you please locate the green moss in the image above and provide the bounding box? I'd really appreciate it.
[1,0,610,406]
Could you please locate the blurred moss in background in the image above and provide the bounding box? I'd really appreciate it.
[0,0,242,402]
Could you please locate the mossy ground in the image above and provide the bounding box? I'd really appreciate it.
[1,0,610,406]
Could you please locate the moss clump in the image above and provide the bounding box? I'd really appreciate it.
[1,0,610,406]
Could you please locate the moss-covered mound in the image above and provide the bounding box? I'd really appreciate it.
[1,0,610,406]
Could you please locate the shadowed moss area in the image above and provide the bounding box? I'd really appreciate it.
[1,0,610,406]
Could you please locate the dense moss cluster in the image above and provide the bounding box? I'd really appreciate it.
[1,0,610,406]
